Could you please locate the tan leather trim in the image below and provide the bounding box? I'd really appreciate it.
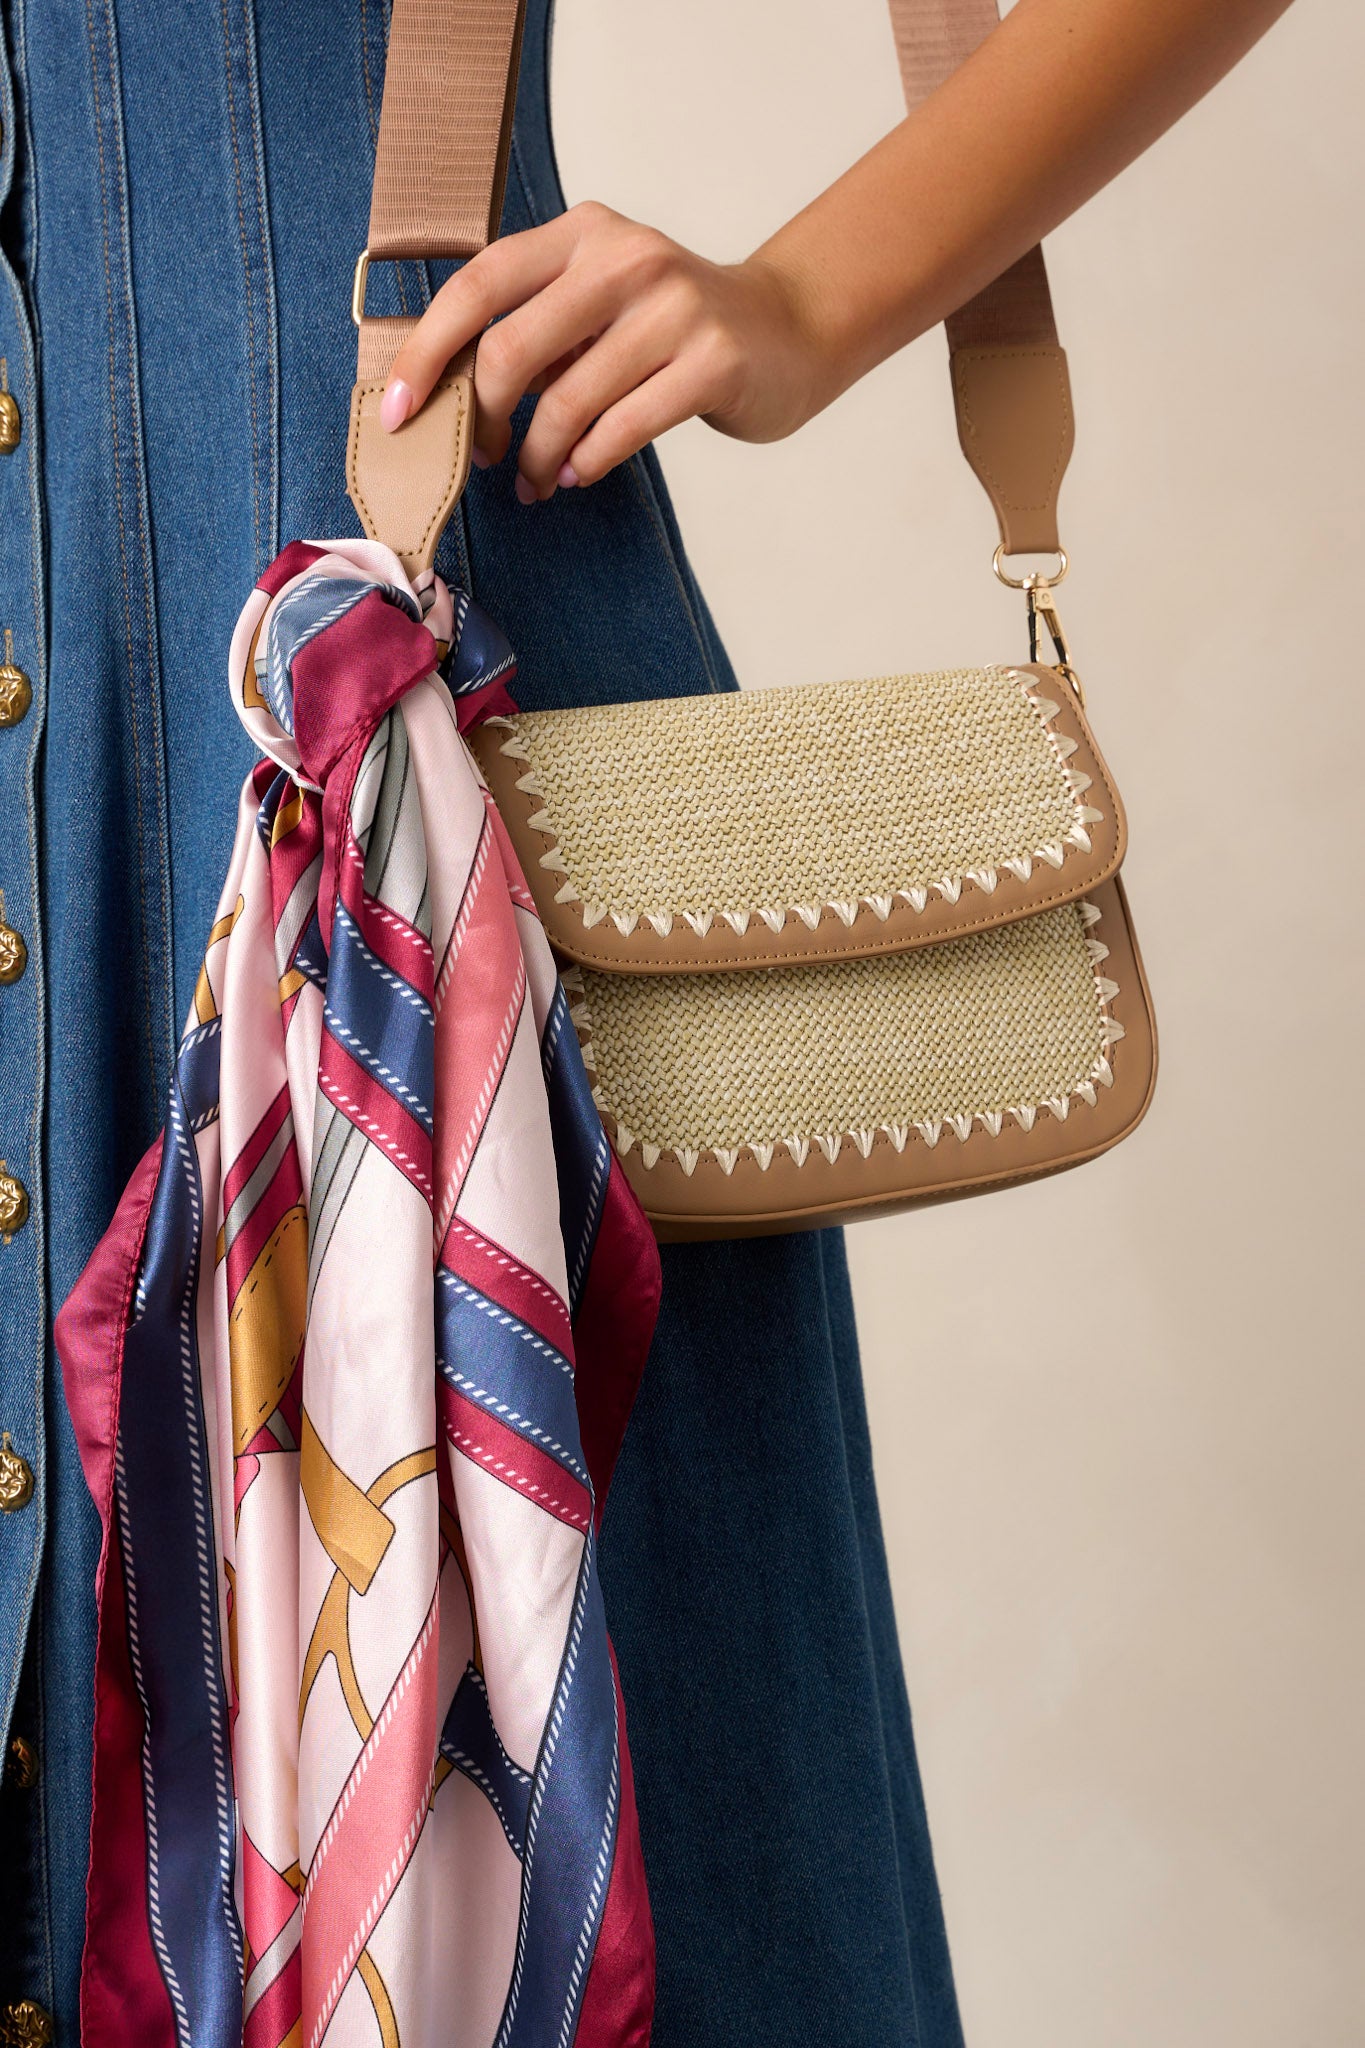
[472,666,1123,974]
[950,345,1074,557]
[346,371,473,579]
[580,879,1155,1240]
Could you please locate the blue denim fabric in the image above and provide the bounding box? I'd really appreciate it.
[0,0,964,2040]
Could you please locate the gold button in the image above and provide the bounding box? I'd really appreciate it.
[0,358,18,456]
[0,891,26,983]
[0,627,31,727]
[0,1163,28,1243]
[0,663,29,727]
[6,1734,37,1789]
[0,1435,33,1513]
[0,2002,54,2047]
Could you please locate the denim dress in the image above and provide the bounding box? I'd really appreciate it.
[0,1,964,2041]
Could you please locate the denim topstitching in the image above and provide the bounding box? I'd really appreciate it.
[84,0,174,1101]
[221,0,280,577]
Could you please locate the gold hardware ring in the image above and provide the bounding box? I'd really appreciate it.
[993,544,1069,590]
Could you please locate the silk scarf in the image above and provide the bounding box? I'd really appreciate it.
[57,539,662,2048]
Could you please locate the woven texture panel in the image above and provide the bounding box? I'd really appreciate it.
[581,903,1107,1153]
[509,668,1081,918]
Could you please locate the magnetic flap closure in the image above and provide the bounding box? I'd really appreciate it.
[469,663,1125,975]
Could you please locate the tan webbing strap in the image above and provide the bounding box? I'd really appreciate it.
[348,0,528,575]
[349,0,1071,573]
[368,0,528,263]
[888,0,1073,555]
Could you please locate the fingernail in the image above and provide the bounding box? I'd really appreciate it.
[470,445,492,469]
[557,462,579,489]
[379,378,412,433]
[514,473,537,506]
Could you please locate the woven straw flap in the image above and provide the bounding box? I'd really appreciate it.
[566,878,1157,1239]
[471,663,1125,975]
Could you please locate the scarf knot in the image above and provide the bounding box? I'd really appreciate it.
[234,538,518,789]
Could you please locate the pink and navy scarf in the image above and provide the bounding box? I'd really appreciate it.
[57,539,662,2048]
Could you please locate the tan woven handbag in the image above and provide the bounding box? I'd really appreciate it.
[347,0,1157,1240]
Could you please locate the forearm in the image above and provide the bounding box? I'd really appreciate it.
[383,0,1295,496]
[753,0,1294,410]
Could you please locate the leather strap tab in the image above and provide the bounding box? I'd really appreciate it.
[889,0,1073,552]
[950,342,1073,556]
[348,368,475,579]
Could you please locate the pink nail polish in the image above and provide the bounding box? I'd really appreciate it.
[514,474,536,506]
[557,462,579,489]
[379,378,412,433]
[470,446,492,469]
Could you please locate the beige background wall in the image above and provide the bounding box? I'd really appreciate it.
[554,3,1364,2043]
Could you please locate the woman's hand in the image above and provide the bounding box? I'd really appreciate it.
[380,203,832,503]
[381,0,1293,506]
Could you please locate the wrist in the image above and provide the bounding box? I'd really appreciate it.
[742,215,936,432]
[738,244,852,432]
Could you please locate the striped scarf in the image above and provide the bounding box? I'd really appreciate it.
[57,539,661,2048]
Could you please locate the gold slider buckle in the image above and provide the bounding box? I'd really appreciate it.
[351,248,371,328]
[992,545,1084,704]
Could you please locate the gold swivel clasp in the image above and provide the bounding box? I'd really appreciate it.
[992,545,1084,704]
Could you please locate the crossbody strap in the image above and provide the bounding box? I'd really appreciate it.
[348,0,528,571]
[348,0,1072,578]
[891,0,1073,565]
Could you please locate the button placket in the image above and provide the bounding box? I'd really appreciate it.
[0,2,49,1936]
[0,684,31,1230]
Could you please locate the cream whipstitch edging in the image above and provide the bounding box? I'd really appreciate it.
[486,667,1105,934]
[564,898,1125,1172]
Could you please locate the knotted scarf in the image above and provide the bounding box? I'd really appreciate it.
[57,539,662,2048]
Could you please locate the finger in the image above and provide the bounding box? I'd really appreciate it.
[557,360,707,491]
[471,345,588,468]
[381,215,576,424]
[514,314,673,497]
[527,341,591,397]
[469,273,617,463]
[473,338,598,472]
